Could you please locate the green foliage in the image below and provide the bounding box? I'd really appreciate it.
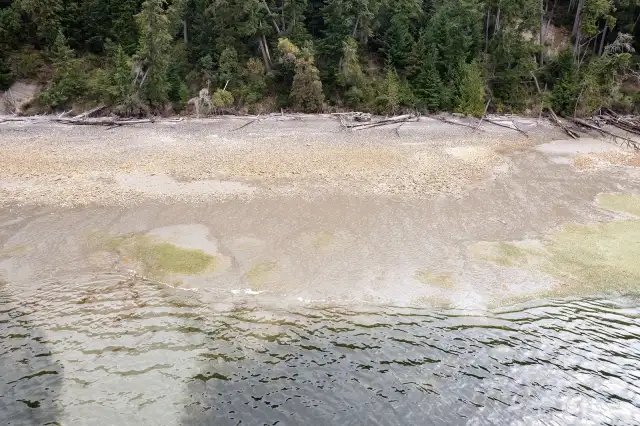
[455,60,486,117]
[3,0,640,116]
[241,57,267,106]
[487,25,538,112]
[198,54,215,81]
[7,47,46,81]
[408,29,443,111]
[103,44,134,106]
[338,37,364,87]
[427,0,484,78]
[17,0,63,47]
[166,43,190,112]
[0,5,21,53]
[277,38,300,65]
[376,66,401,114]
[549,50,580,115]
[576,53,632,115]
[290,51,325,112]
[414,63,442,111]
[320,0,373,67]
[217,47,240,88]
[38,31,87,108]
[344,86,365,109]
[582,0,616,36]
[0,58,13,91]
[383,13,415,70]
[135,0,172,108]
[111,0,141,55]
[211,88,234,109]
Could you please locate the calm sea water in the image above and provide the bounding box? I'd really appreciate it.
[2,274,639,425]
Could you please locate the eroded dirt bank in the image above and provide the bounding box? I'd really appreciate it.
[1,117,640,309]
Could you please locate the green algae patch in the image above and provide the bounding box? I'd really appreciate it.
[597,193,640,217]
[415,269,456,289]
[471,240,547,268]
[315,231,334,248]
[544,220,640,293]
[245,261,278,289]
[106,235,217,278]
[474,219,640,298]
[0,245,30,258]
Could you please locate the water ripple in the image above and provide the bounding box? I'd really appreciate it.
[1,276,639,425]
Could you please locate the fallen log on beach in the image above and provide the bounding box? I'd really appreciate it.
[52,117,155,126]
[334,113,418,131]
[570,116,640,151]
[0,115,155,126]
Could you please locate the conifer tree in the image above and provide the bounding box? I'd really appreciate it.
[135,0,171,108]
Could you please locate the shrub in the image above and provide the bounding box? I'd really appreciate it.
[38,32,87,109]
[211,88,234,109]
[548,50,580,115]
[8,47,46,81]
[0,57,14,90]
[455,60,486,117]
[241,57,267,106]
[290,57,324,112]
[374,67,401,114]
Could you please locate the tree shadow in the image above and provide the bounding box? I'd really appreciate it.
[0,281,63,425]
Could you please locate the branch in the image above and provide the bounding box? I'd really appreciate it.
[485,118,529,137]
[260,0,282,34]
[230,118,258,132]
[432,114,480,131]
[474,98,491,132]
[73,105,106,120]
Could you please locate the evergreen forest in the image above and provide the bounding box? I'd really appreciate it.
[1,0,640,116]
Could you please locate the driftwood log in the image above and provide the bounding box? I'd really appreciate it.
[339,114,417,131]
[484,118,529,137]
[570,116,640,151]
[432,115,480,130]
[0,115,154,126]
[53,117,154,126]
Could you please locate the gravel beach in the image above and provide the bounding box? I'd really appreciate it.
[0,115,551,207]
[1,116,640,309]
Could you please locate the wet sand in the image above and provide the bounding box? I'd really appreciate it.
[1,117,640,309]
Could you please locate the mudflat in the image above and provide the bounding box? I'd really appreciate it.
[1,116,639,309]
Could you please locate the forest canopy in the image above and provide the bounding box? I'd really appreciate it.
[1,0,640,116]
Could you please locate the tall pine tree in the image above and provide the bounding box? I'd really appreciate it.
[135,0,171,108]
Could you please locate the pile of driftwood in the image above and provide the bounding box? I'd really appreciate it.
[0,105,158,127]
[563,109,640,151]
[333,113,419,136]
[338,113,416,130]
[333,111,533,138]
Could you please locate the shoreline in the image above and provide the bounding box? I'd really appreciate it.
[1,117,640,310]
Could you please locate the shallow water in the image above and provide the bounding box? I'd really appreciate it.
[1,274,639,425]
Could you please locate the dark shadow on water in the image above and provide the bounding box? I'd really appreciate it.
[0,281,64,425]
[180,298,640,426]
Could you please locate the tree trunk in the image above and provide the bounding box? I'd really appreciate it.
[539,0,545,65]
[183,20,188,44]
[571,0,582,36]
[261,0,282,34]
[545,0,557,41]
[495,7,501,32]
[352,14,361,39]
[258,36,272,72]
[571,0,583,57]
[281,0,286,33]
[262,34,272,63]
[573,26,581,58]
[484,8,490,53]
[598,25,608,55]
